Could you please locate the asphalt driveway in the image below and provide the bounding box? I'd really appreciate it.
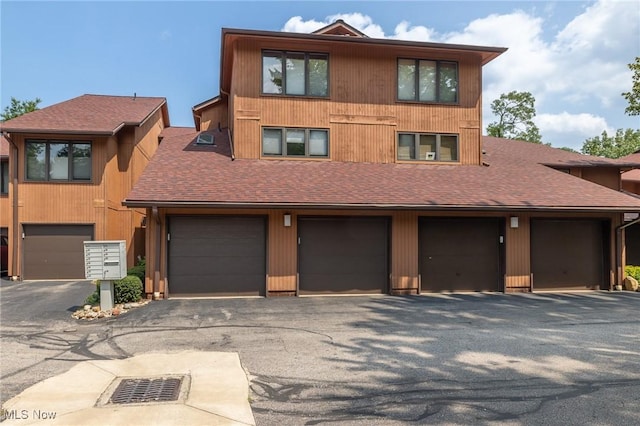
[1,279,640,425]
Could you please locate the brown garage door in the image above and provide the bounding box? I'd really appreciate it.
[419,218,503,292]
[298,217,388,294]
[168,216,266,297]
[23,224,94,280]
[531,219,607,290]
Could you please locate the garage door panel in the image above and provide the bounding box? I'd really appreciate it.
[531,219,606,290]
[420,218,502,292]
[299,217,388,294]
[302,255,387,275]
[170,255,265,276]
[171,239,264,258]
[23,225,93,280]
[168,216,265,297]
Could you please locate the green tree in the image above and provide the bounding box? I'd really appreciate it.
[622,57,640,116]
[581,128,640,158]
[486,90,542,143]
[1,97,41,121]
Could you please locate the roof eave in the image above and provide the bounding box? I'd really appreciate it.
[0,128,116,136]
[122,200,638,213]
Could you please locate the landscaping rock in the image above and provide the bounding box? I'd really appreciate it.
[624,276,639,291]
[71,299,151,321]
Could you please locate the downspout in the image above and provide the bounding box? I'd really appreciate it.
[615,215,640,289]
[3,132,19,280]
[152,206,161,299]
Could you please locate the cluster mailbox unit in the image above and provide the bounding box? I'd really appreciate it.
[84,240,127,311]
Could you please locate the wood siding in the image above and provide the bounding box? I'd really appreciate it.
[7,109,165,277]
[200,100,229,131]
[226,38,483,165]
[581,168,621,191]
[146,208,621,298]
[505,214,531,291]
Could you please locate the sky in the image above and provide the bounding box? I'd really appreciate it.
[1,0,639,151]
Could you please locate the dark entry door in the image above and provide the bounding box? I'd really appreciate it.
[168,216,266,297]
[298,217,388,294]
[531,219,607,290]
[419,218,503,292]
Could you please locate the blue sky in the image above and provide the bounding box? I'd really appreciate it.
[1,1,638,150]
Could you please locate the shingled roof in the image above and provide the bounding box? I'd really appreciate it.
[0,135,8,158]
[0,94,167,135]
[124,130,640,212]
[621,152,640,183]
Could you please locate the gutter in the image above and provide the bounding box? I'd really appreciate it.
[3,132,19,280]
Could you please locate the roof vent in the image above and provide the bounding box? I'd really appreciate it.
[196,133,215,146]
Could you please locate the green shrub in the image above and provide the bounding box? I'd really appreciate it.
[114,275,143,304]
[625,265,640,282]
[127,257,146,282]
[85,287,100,305]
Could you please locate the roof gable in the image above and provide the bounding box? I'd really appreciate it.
[312,20,368,38]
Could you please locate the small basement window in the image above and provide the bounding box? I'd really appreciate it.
[196,133,215,145]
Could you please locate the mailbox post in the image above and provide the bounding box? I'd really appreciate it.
[84,241,127,311]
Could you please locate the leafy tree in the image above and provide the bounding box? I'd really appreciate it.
[558,147,578,153]
[486,90,542,143]
[1,97,41,121]
[581,128,640,158]
[622,57,640,116]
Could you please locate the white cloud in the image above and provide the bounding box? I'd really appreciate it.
[535,112,613,137]
[283,1,639,147]
[282,16,326,33]
[390,21,436,41]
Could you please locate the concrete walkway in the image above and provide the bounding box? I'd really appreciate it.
[1,351,255,425]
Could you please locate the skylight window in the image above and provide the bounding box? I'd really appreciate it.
[196,133,215,145]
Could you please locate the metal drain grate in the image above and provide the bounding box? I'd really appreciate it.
[109,377,183,404]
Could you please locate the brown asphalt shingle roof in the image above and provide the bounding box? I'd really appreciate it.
[0,94,166,135]
[124,131,640,212]
[621,152,640,182]
[0,135,8,158]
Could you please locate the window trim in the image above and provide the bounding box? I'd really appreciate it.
[0,160,8,195]
[261,50,330,98]
[261,127,330,158]
[397,58,459,104]
[396,132,459,163]
[24,139,92,182]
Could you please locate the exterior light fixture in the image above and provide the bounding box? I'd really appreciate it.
[510,216,519,229]
[284,213,292,227]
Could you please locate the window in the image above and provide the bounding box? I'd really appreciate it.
[25,140,92,181]
[262,51,328,97]
[397,133,458,162]
[1,160,8,194]
[262,128,329,157]
[398,59,458,103]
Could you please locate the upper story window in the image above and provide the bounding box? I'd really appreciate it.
[398,133,459,162]
[262,127,329,158]
[25,140,92,181]
[1,160,8,194]
[397,59,458,103]
[262,51,329,97]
